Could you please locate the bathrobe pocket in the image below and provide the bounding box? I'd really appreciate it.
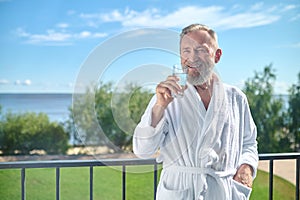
[231,179,252,200]
[156,181,191,200]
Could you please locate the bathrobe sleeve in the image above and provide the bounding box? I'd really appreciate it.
[239,96,259,178]
[133,95,168,159]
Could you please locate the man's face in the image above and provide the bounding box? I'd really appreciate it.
[180,30,215,86]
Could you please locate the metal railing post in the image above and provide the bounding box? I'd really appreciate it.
[122,164,126,200]
[269,159,274,200]
[21,168,25,200]
[296,158,299,200]
[154,163,158,200]
[56,167,60,200]
[90,166,93,200]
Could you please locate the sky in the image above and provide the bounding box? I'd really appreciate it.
[0,0,299,94]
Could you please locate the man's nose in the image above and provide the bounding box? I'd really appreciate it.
[189,50,200,63]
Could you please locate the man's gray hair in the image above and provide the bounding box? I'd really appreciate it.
[180,24,219,49]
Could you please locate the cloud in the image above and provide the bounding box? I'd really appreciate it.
[250,2,264,11]
[0,79,9,84]
[77,31,107,39]
[67,10,76,16]
[14,80,21,85]
[16,28,71,45]
[290,14,300,21]
[15,28,107,45]
[15,3,297,45]
[278,42,300,49]
[14,79,32,86]
[274,81,290,95]
[281,4,297,12]
[290,42,300,48]
[23,80,32,86]
[56,23,69,29]
[80,4,290,30]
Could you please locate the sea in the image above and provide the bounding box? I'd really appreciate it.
[0,93,290,124]
[0,93,72,123]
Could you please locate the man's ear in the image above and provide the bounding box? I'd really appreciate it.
[215,48,222,63]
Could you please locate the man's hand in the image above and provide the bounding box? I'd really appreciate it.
[233,164,254,188]
[155,75,181,107]
[151,76,183,128]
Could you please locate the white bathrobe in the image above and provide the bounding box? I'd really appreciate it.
[133,80,258,200]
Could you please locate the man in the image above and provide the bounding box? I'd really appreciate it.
[133,24,258,200]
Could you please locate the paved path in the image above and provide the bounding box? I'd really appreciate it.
[258,160,297,185]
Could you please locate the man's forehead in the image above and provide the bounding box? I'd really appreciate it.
[180,30,213,47]
[181,43,210,49]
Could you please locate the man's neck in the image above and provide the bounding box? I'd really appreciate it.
[194,78,214,110]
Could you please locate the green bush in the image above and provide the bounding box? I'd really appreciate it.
[0,112,68,155]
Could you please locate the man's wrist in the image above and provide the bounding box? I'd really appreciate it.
[151,103,166,127]
[153,103,166,110]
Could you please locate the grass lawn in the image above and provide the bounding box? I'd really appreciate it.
[251,170,296,200]
[0,166,296,200]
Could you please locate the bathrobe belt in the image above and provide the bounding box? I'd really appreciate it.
[165,165,236,200]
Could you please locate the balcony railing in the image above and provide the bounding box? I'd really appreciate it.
[259,153,300,200]
[0,153,299,200]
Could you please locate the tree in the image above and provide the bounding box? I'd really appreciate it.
[287,72,300,152]
[69,87,105,147]
[67,82,153,152]
[0,105,3,151]
[243,64,286,153]
[128,84,154,124]
[0,112,68,155]
[95,82,152,151]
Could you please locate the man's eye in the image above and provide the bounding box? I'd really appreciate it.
[197,48,208,53]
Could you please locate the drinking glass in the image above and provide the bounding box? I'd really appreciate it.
[172,64,188,97]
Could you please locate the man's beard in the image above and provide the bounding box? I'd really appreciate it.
[187,59,215,86]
